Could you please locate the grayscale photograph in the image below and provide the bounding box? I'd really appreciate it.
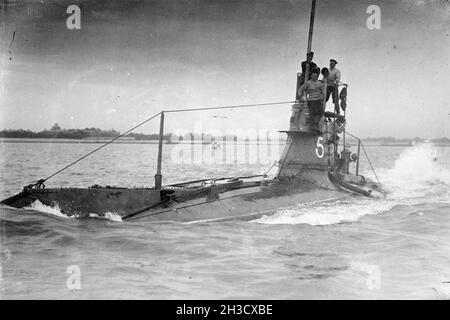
[0,0,449,302]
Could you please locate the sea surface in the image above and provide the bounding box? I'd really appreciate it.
[0,141,449,299]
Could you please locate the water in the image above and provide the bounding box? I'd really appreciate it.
[1,142,449,299]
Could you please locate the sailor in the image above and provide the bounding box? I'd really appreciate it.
[301,52,317,77]
[326,59,341,114]
[320,67,329,83]
[298,51,317,84]
[298,67,325,131]
[296,52,318,100]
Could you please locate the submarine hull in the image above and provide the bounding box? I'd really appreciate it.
[125,175,347,222]
[128,187,349,223]
[1,173,351,222]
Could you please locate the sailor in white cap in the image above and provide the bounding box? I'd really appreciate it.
[326,59,341,114]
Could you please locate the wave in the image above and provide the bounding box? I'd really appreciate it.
[88,212,123,222]
[255,198,395,225]
[24,199,72,219]
[255,143,450,226]
[24,200,123,222]
[378,143,450,199]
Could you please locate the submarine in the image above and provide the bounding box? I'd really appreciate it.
[1,0,384,222]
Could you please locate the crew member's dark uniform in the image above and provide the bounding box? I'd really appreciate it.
[296,60,317,100]
[301,60,318,78]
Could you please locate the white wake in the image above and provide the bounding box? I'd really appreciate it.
[255,143,449,226]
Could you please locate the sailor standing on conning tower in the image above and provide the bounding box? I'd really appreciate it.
[300,52,317,84]
[297,67,326,131]
[326,59,341,114]
[296,51,318,100]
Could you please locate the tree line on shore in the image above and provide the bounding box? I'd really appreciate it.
[0,127,448,144]
[0,127,169,141]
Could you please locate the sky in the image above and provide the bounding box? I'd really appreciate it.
[0,0,449,138]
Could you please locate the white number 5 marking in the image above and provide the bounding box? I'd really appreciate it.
[316,137,324,158]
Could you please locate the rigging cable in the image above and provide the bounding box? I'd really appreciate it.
[36,112,162,185]
[164,100,296,113]
[29,100,296,186]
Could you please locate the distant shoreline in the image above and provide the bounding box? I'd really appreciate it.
[0,138,282,145]
[1,137,449,146]
[0,138,160,144]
